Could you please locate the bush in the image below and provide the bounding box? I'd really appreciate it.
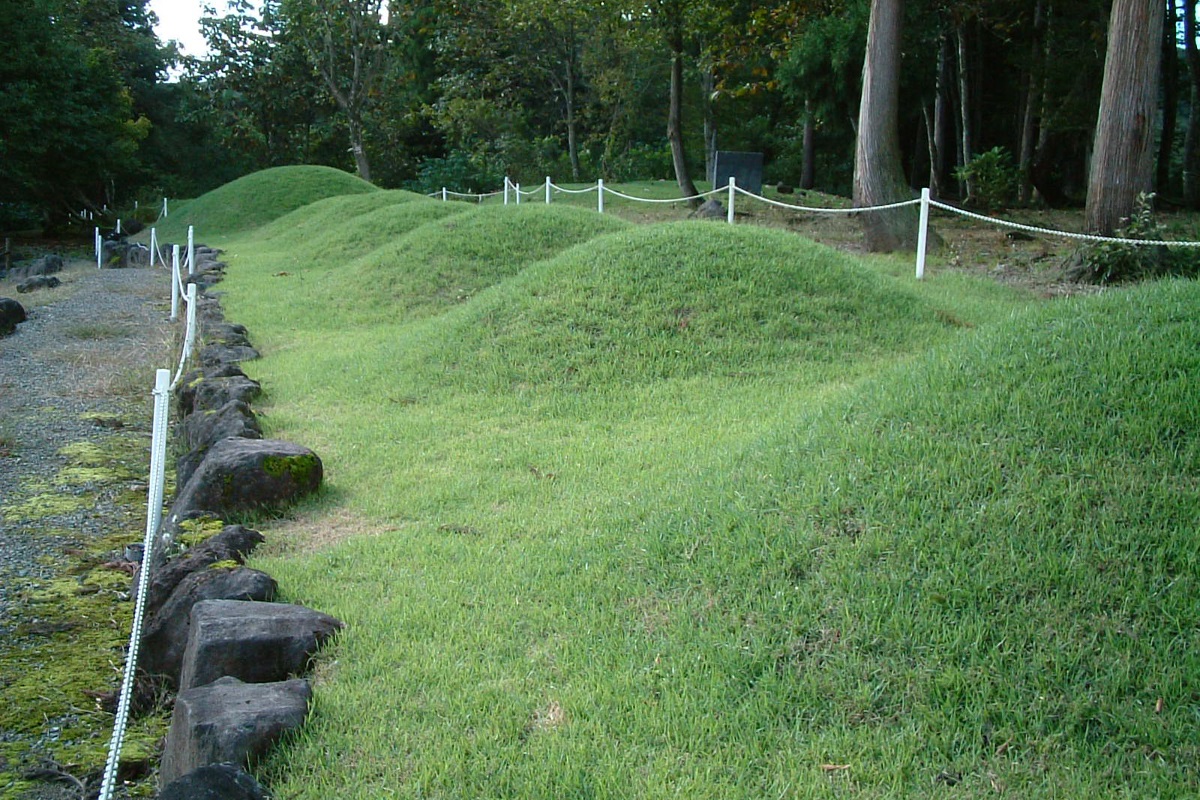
[956,147,1019,209]
[1076,193,1200,283]
[408,150,504,196]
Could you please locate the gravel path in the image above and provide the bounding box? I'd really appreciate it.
[0,259,174,795]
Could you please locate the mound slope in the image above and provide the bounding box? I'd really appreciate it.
[349,203,631,319]
[156,166,377,239]
[407,222,962,389]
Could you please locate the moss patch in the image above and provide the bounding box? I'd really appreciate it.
[261,452,321,486]
[0,427,164,795]
[1,488,95,522]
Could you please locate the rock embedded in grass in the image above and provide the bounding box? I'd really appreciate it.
[0,298,26,336]
[166,438,323,528]
[159,675,313,785]
[141,567,279,688]
[177,599,344,690]
[158,763,271,800]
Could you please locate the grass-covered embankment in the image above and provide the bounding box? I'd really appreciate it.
[175,167,1198,798]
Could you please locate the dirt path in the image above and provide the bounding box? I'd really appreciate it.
[0,259,175,798]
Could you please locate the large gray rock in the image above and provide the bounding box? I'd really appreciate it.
[102,238,151,268]
[200,344,260,370]
[174,365,251,416]
[167,438,322,527]
[178,600,344,690]
[688,198,726,220]
[16,275,60,293]
[177,400,263,488]
[201,322,252,348]
[157,763,270,800]
[141,567,278,686]
[181,400,262,452]
[0,298,25,336]
[159,676,312,785]
[191,375,263,415]
[143,525,265,615]
[3,254,63,281]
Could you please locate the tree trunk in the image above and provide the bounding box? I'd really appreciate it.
[566,50,581,181]
[956,20,975,203]
[1156,0,1179,194]
[1085,0,1165,234]
[931,34,952,198]
[1183,0,1200,205]
[801,97,816,190]
[348,116,372,182]
[666,7,700,203]
[854,0,920,252]
[1019,0,1047,204]
[702,65,717,184]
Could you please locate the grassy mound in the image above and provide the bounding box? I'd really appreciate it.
[153,165,377,240]
[209,188,1199,796]
[636,278,1200,794]
[346,203,631,319]
[407,222,962,390]
[254,189,430,252]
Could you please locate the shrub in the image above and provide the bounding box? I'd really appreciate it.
[956,146,1019,209]
[1076,193,1200,283]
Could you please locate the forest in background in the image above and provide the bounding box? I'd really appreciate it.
[0,0,1189,246]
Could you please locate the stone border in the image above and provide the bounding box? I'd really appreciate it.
[131,244,342,798]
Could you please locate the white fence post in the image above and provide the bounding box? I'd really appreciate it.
[504,177,510,206]
[95,227,102,269]
[916,187,931,280]
[162,197,168,218]
[185,284,198,354]
[187,226,195,275]
[116,218,122,235]
[442,187,448,202]
[149,228,158,267]
[598,179,605,214]
[171,245,180,321]
[516,183,521,205]
[727,177,736,224]
[545,176,552,204]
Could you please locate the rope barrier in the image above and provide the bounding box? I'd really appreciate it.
[603,186,725,204]
[439,176,1200,258]
[548,183,598,195]
[97,368,172,800]
[927,199,1200,248]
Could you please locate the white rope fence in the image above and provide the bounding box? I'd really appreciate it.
[436,177,1200,280]
[97,224,200,800]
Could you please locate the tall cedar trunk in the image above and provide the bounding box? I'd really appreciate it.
[932,34,952,198]
[1184,0,1200,204]
[801,97,816,189]
[1156,0,1179,194]
[956,21,975,202]
[702,65,717,182]
[1085,0,1164,234]
[854,0,919,251]
[923,101,938,195]
[666,8,700,203]
[567,48,580,181]
[1019,0,1047,204]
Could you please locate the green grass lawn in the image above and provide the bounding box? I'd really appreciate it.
[176,167,1199,798]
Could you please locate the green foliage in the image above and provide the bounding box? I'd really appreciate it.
[1077,193,1200,283]
[410,150,505,195]
[956,146,1020,209]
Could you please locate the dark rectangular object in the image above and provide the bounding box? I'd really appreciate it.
[713,151,764,195]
